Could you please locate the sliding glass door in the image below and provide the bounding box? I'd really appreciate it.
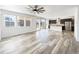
[40,20,46,29]
[36,19,47,30]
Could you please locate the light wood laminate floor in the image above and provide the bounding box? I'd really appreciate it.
[0,29,79,54]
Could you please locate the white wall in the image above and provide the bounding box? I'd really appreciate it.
[1,9,37,38]
[74,7,78,41]
[77,8,79,41]
[0,9,1,40]
[75,7,79,41]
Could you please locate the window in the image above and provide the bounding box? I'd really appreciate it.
[26,20,30,26]
[4,15,16,27]
[18,20,24,27]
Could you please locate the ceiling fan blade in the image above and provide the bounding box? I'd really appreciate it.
[39,11,43,13]
[38,7,44,10]
[39,10,45,13]
[39,9,45,11]
[41,10,45,11]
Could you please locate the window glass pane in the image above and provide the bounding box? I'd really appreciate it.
[18,20,24,26]
[4,15,16,27]
[26,20,30,26]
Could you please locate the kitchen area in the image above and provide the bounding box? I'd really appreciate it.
[49,17,74,32]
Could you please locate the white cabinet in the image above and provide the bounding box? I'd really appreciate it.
[50,24,64,32]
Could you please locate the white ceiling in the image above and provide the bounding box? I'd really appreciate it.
[0,5,78,19]
[36,5,78,18]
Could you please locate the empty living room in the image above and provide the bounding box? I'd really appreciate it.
[0,5,79,54]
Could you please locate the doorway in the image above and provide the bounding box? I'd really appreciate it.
[36,19,47,30]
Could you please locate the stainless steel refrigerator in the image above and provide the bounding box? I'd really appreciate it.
[65,21,71,31]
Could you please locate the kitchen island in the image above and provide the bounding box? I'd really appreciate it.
[50,24,64,32]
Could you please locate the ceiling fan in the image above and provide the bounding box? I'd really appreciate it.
[26,5,45,14]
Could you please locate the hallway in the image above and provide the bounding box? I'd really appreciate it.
[0,29,78,54]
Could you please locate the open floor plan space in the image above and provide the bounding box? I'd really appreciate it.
[0,5,79,54]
